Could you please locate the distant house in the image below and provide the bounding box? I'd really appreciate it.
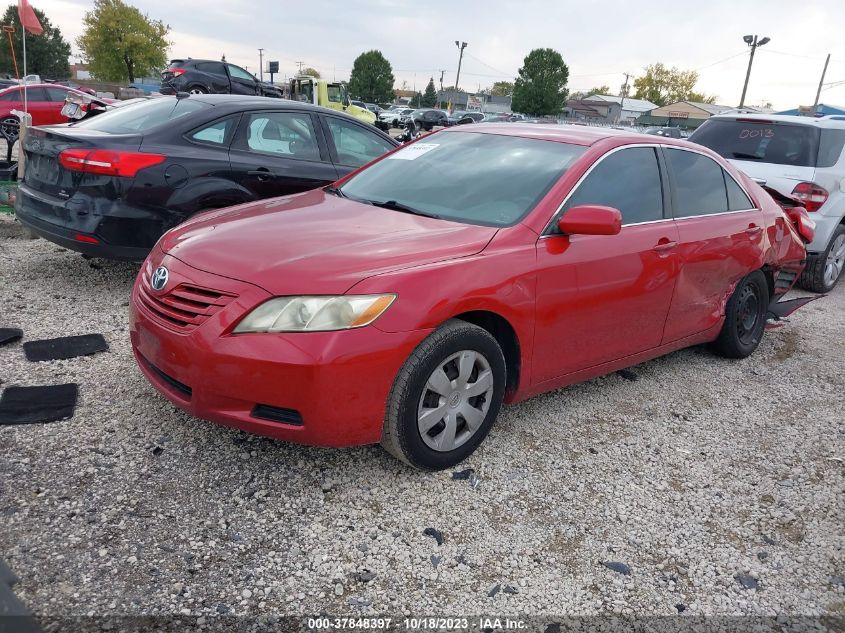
[639,101,735,128]
[579,95,657,123]
[70,63,91,80]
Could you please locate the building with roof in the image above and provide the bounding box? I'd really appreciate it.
[637,101,738,129]
[578,95,658,122]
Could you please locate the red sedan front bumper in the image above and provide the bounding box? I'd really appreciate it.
[129,253,429,447]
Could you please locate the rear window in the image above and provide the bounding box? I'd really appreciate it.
[690,119,820,167]
[71,97,211,133]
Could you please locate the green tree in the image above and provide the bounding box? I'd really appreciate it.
[77,0,170,83]
[422,77,437,107]
[410,91,423,107]
[348,50,394,103]
[0,4,71,79]
[489,80,514,96]
[586,85,610,97]
[511,48,569,116]
[632,63,715,107]
[301,67,320,78]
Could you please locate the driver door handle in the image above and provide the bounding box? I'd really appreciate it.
[745,224,763,237]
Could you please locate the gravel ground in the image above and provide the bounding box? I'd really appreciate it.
[0,214,843,629]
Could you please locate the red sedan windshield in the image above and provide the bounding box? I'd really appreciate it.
[339,131,584,226]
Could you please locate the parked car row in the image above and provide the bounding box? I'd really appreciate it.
[10,95,841,470]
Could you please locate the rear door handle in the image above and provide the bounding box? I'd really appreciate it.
[248,168,272,181]
[653,239,678,256]
[746,224,763,237]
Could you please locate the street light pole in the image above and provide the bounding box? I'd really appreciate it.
[739,34,770,108]
[258,48,264,82]
[454,40,467,106]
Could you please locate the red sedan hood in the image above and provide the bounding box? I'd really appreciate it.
[160,189,498,295]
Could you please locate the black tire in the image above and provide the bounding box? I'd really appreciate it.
[712,270,769,359]
[188,85,208,94]
[798,225,845,293]
[381,319,506,471]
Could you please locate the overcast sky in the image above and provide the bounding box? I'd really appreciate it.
[33,0,845,110]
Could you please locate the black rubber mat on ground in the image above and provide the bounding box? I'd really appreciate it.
[0,558,41,632]
[0,328,22,346]
[0,384,78,425]
[22,334,108,362]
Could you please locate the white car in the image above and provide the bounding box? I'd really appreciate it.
[379,107,414,127]
[691,113,845,291]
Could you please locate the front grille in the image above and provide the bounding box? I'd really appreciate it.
[138,278,237,332]
[251,405,304,426]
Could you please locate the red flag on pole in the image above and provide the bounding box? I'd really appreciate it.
[18,0,43,36]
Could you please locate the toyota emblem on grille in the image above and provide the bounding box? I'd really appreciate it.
[150,266,169,291]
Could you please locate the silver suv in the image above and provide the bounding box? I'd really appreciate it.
[691,114,845,291]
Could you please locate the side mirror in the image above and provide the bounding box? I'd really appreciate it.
[558,205,622,236]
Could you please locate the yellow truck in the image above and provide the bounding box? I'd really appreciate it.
[289,76,388,131]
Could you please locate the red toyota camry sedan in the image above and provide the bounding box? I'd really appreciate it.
[129,124,813,470]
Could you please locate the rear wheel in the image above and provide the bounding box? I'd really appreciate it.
[381,319,506,471]
[188,85,208,94]
[712,270,769,359]
[799,225,845,293]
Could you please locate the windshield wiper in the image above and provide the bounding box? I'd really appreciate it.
[370,199,442,219]
[324,185,346,198]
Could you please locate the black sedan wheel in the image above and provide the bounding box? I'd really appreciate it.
[382,319,506,470]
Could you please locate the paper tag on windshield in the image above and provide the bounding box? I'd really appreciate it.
[388,143,439,160]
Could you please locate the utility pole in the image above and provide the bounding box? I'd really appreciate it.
[813,53,831,114]
[258,48,264,81]
[739,34,770,108]
[454,40,468,101]
[616,73,631,125]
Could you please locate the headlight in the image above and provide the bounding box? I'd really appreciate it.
[233,294,396,333]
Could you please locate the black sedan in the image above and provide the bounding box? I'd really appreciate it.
[15,95,398,260]
[411,109,448,131]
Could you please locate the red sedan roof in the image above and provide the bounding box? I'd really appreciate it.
[447,122,635,146]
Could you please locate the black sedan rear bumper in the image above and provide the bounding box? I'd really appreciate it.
[15,183,159,261]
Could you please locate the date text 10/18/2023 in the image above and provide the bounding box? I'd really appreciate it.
[307,617,528,630]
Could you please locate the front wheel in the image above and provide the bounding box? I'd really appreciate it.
[381,320,506,471]
[799,225,845,293]
[711,270,769,359]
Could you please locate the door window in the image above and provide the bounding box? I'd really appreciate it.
[561,147,664,225]
[325,117,394,167]
[665,148,729,217]
[189,116,239,146]
[16,87,48,102]
[196,62,225,75]
[227,65,255,81]
[327,85,343,104]
[0,90,19,102]
[45,87,70,102]
[724,171,754,211]
[242,111,320,160]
